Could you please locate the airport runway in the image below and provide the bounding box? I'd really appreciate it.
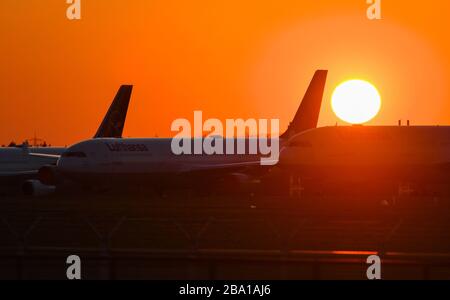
[1,192,450,279]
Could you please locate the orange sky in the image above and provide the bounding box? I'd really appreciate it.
[1,0,450,146]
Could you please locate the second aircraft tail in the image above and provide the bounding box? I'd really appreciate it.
[94,85,133,138]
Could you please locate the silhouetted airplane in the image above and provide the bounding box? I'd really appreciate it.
[26,71,328,195]
[280,123,450,196]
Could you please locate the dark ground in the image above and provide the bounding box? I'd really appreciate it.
[1,190,450,280]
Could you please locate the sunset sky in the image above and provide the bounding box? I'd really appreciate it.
[1,0,450,146]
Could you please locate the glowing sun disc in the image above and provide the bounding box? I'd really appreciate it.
[331,80,381,124]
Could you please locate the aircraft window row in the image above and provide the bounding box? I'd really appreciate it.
[62,151,87,158]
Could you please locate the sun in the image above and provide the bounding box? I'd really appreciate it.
[331,80,381,124]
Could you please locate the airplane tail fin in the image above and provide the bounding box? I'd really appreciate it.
[280,70,328,139]
[94,85,133,138]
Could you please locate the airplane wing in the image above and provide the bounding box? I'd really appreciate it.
[29,153,61,159]
[0,153,60,180]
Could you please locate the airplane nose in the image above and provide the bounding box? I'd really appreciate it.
[57,156,81,173]
[57,151,89,173]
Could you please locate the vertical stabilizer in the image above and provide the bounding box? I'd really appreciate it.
[94,85,133,138]
[280,70,328,139]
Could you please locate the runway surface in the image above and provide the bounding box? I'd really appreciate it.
[1,191,450,279]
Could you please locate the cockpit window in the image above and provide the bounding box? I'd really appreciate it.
[62,151,87,158]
